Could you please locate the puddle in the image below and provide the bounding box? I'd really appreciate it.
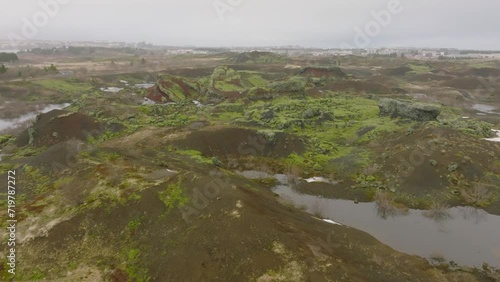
[134,83,155,89]
[304,177,337,184]
[100,87,123,93]
[485,130,500,143]
[473,104,500,115]
[0,103,70,132]
[142,98,156,105]
[236,170,272,179]
[193,100,204,107]
[272,184,500,268]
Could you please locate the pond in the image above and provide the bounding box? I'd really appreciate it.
[273,184,500,268]
[473,104,500,115]
[100,87,123,93]
[236,171,500,268]
[134,83,155,89]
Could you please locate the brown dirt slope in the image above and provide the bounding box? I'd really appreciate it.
[170,127,305,158]
[15,110,101,147]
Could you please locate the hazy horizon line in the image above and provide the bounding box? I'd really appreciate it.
[1,38,500,52]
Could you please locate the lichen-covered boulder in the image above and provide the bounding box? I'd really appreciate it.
[378,98,441,121]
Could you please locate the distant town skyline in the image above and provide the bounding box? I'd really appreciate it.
[1,0,500,50]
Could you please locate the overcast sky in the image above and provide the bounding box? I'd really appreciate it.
[1,0,500,50]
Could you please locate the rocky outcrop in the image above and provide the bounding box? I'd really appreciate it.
[378,98,441,121]
[146,75,199,103]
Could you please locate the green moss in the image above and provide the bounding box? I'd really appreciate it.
[156,74,198,102]
[32,79,93,94]
[246,75,268,87]
[87,130,123,145]
[128,192,142,202]
[176,150,213,164]
[125,249,150,282]
[439,118,494,138]
[267,78,306,94]
[468,61,497,69]
[213,81,242,92]
[12,146,46,159]
[216,111,244,122]
[127,217,143,233]
[53,177,74,189]
[30,270,46,280]
[406,63,434,74]
[22,165,52,195]
[95,151,121,162]
[68,262,79,271]
[0,134,13,147]
[0,163,16,171]
[158,179,189,212]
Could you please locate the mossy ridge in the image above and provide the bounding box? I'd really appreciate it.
[156,74,199,102]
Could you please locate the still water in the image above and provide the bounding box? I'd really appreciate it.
[273,184,500,268]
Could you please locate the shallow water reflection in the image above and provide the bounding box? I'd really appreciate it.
[273,185,500,267]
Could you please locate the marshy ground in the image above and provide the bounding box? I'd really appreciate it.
[1,49,500,281]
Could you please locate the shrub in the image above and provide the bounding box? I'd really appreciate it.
[374,191,408,219]
[460,184,495,207]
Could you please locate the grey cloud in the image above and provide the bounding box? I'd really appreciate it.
[1,0,499,49]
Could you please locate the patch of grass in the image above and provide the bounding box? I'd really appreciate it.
[216,111,244,122]
[12,146,46,159]
[158,179,189,212]
[128,192,142,202]
[22,165,52,195]
[135,104,195,127]
[30,270,46,280]
[0,163,17,171]
[127,217,143,235]
[32,78,93,94]
[87,130,123,145]
[214,80,243,92]
[238,95,409,175]
[176,150,213,165]
[406,63,433,74]
[0,134,13,147]
[468,61,497,69]
[68,262,79,271]
[245,73,268,87]
[125,249,150,282]
[438,118,494,138]
[53,177,74,189]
